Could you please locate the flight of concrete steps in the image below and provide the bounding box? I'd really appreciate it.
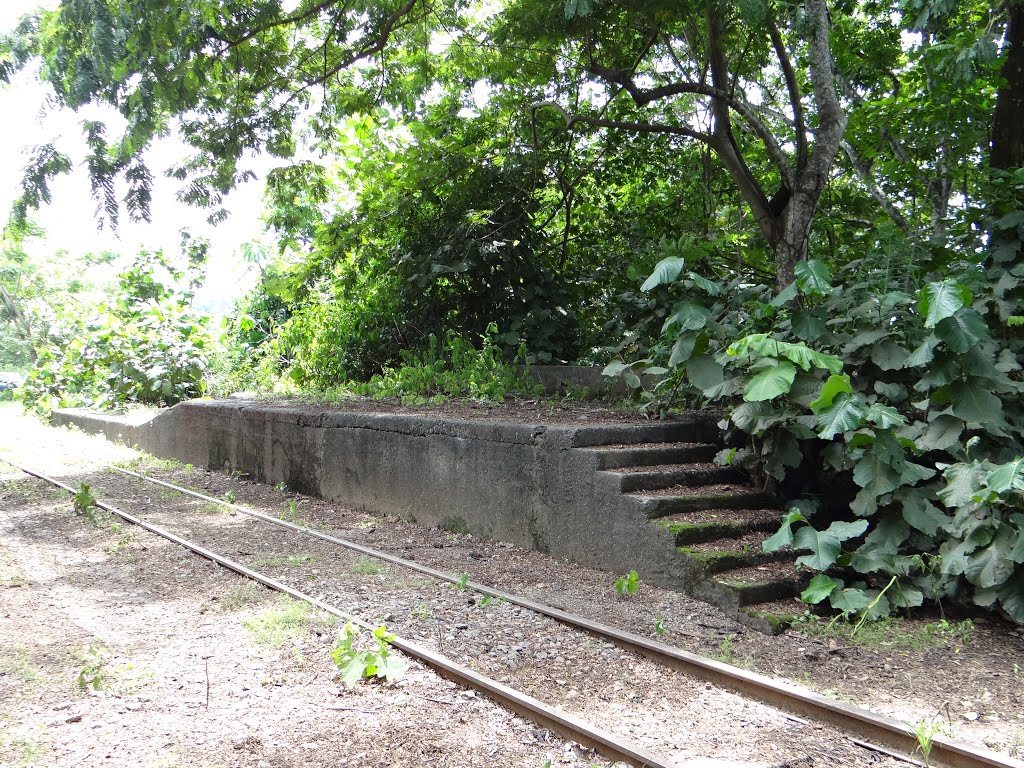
[582,428,810,632]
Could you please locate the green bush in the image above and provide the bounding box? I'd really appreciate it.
[607,196,1024,622]
[20,249,212,413]
[349,325,543,403]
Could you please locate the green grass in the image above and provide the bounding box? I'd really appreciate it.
[350,556,386,576]
[708,637,754,670]
[219,583,270,611]
[799,615,974,651]
[2,645,42,684]
[251,553,316,568]
[0,552,25,588]
[0,728,45,767]
[242,597,312,649]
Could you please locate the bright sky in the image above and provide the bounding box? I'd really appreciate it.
[0,1,267,315]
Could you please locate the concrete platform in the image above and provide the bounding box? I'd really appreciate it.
[52,400,721,594]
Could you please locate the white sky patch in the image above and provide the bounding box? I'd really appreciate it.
[0,0,265,316]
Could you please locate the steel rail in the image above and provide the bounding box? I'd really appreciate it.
[109,465,1024,768]
[11,461,674,768]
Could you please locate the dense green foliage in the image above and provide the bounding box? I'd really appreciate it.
[2,0,1023,622]
[21,247,213,413]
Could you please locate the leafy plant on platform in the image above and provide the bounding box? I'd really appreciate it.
[350,324,543,404]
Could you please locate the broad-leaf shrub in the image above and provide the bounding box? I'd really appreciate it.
[20,249,212,413]
[609,228,1023,621]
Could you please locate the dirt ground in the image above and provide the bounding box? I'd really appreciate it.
[2,402,1023,767]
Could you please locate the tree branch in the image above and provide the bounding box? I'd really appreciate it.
[767,12,808,170]
[839,140,911,234]
[587,59,794,188]
[531,100,712,143]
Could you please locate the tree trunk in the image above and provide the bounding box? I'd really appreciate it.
[992,0,1024,171]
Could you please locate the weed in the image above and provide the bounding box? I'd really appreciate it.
[108,532,134,557]
[710,637,753,670]
[4,644,42,683]
[274,482,288,492]
[330,623,406,688]
[252,554,315,568]
[452,572,469,590]
[801,615,973,652]
[654,617,667,637]
[909,717,945,767]
[350,556,385,576]
[410,603,432,620]
[281,499,302,523]
[440,516,469,535]
[242,598,311,649]
[222,490,236,504]
[0,552,25,588]
[73,483,97,516]
[614,569,640,596]
[220,583,268,611]
[0,728,45,767]
[923,619,973,646]
[75,643,107,691]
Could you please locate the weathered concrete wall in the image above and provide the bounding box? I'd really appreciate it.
[52,401,717,591]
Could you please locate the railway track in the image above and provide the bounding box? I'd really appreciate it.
[6,458,1023,768]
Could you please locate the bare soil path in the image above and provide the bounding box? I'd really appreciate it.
[2,403,1023,767]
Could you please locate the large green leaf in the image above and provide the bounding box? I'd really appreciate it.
[686,354,724,393]
[934,309,989,353]
[864,403,905,429]
[996,571,1024,622]
[950,379,1003,423]
[762,509,806,552]
[986,457,1024,494]
[801,574,841,604]
[743,359,796,401]
[795,259,833,295]
[901,491,948,535]
[794,519,869,570]
[850,542,897,574]
[669,333,698,367]
[791,310,826,341]
[829,587,873,616]
[964,525,1016,588]
[688,271,723,295]
[918,279,972,328]
[667,300,712,332]
[640,256,686,291]
[904,335,940,368]
[852,439,903,495]
[815,392,865,440]
[810,373,852,412]
[727,334,841,374]
[918,414,963,451]
[938,461,990,507]
[870,341,909,371]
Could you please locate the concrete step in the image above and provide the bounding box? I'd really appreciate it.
[571,418,722,447]
[585,442,721,470]
[739,596,811,633]
[676,528,793,575]
[704,561,807,609]
[634,486,777,518]
[654,508,783,545]
[606,463,745,493]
